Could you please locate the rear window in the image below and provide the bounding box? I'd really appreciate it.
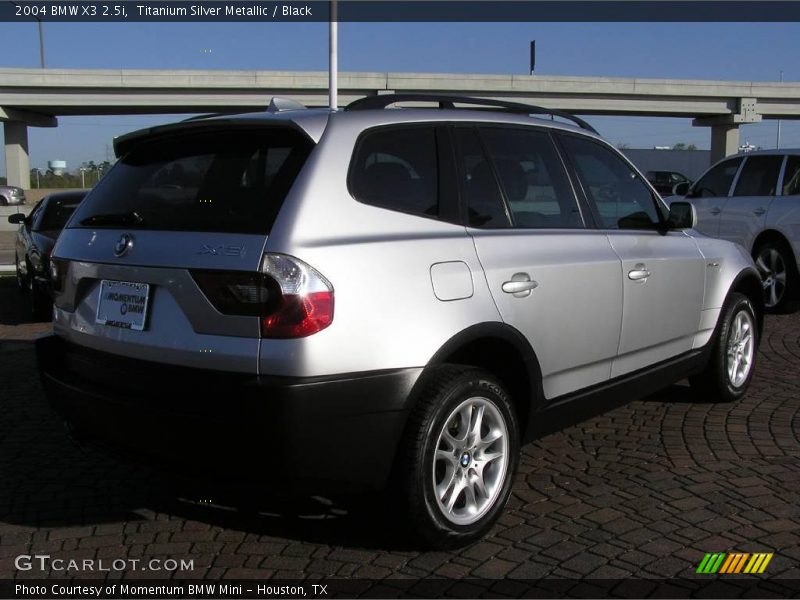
[348,126,439,218]
[38,195,84,230]
[69,127,313,234]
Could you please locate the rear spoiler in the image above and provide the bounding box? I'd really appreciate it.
[113,118,312,158]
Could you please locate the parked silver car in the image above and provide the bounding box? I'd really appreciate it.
[0,185,25,206]
[37,95,763,548]
[671,149,800,312]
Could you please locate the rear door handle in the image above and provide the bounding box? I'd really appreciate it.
[628,263,651,282]
[502,273,538,297]
[753,207,767,216]
[709,207,721,215]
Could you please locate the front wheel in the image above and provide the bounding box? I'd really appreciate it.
[15,254,26,293]
[28,269,51,321]
[399,367,519,549]
[690,293,758,403]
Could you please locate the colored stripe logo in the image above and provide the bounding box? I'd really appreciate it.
[697,552,773,574]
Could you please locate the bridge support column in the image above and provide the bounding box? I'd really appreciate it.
[694,98,761,164]
[4,121,30,190]
[710,124,740,163]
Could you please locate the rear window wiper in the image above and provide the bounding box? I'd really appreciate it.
[80,211,144,227]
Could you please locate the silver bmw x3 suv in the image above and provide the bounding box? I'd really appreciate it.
[38,94,763,548]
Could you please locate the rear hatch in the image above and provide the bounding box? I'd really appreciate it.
[51,121,315,374]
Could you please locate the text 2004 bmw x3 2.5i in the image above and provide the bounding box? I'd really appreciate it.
[38,95,763,548]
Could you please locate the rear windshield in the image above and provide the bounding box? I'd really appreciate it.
[39,196,84,231]
[69,127,314,234]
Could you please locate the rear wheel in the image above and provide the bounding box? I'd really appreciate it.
[754,242,797,313]
[400,367,519,549]
[690,293,758,403]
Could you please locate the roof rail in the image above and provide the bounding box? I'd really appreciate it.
[345,93,597,134]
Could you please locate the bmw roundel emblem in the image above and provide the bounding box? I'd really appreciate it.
[114,233,134,257]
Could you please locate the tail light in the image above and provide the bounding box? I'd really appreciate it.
[50,258,67,293]
[191,254,334,338]
[191,270,278,316]
[259,254,334,338]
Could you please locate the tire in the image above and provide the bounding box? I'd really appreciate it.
[754,241,798,313]
[27,265,51,321]
[399,366,519,549]
[690,293,758,403]
[15,254,26,293]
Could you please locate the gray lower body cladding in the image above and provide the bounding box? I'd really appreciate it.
[36,335,421,493]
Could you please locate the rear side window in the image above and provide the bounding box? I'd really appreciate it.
[783,156,800,196]
[692,157,743,198]
[733,155,783,197]
[349,127,439,218]
[70,127,313,234]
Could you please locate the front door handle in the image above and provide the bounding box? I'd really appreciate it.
[709,207,722,215]
[502,273,538,297]
[753,207,767,216]
[628,263,651,282]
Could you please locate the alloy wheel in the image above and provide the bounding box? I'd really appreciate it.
[756,247,787,309]
[432,397,509,526]
[726,309,755,388]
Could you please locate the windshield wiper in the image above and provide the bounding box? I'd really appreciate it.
[80,211,144,227]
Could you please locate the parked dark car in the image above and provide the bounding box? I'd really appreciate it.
[8,190,87,318]
[645,170,691,196]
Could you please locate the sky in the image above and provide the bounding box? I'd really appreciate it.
[1,20,799,175]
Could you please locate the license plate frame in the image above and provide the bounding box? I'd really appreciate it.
[96,280,150,331]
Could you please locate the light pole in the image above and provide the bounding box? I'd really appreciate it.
[37,19,45,68]
[329,0,337,110]
[79,168,86,188]
[777,70,783,149]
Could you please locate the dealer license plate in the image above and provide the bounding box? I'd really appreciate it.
[96,280,150,331]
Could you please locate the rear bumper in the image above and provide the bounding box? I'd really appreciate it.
[36,335,420,492]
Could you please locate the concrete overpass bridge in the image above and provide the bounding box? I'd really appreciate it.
[3,67,800,189]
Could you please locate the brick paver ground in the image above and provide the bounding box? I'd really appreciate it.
[1,273,799,587]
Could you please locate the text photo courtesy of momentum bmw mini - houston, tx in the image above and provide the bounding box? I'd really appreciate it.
[1,1,800,598]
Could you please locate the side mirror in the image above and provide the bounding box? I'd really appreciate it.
[667,201,696,230]
[7,213,25,225]
[672,181,691,196]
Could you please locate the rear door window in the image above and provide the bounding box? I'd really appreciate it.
[478,127,583,229]
[349,126,439,218]
[454,127,510,228]
[733,155,783,196]
[70,127,313,234]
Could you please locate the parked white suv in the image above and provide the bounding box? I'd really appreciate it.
[672,150,800,312]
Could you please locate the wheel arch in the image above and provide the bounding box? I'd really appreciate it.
[752,229,798,269]
[728,268,765,340]
[412,322,544,441]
